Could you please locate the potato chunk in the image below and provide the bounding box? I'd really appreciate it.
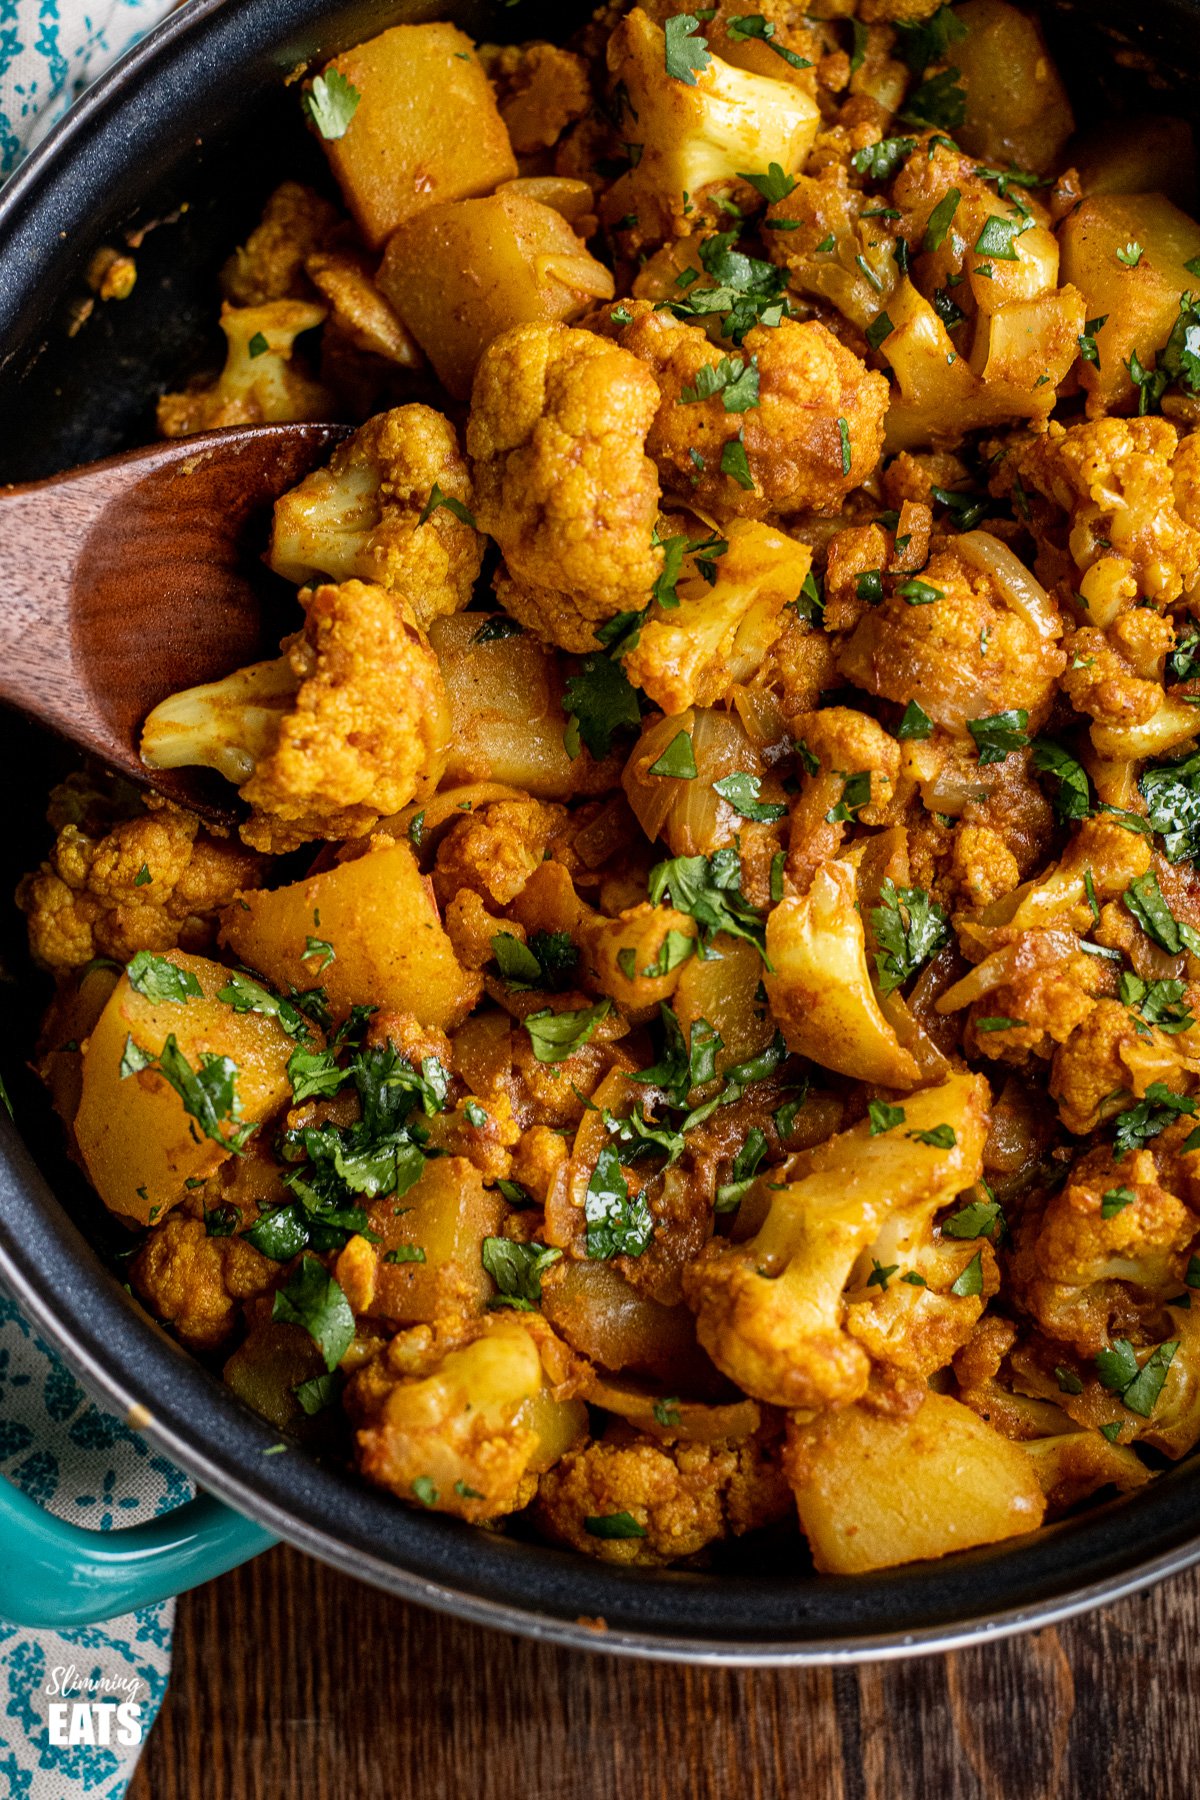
[342,1155,506,1325]
[75,951,295,1226]
[316,23,517,250]
[785,1392,1046,1574]
[220,837,480,1030]
[1060,192,1200,415]
[378,191,614,399]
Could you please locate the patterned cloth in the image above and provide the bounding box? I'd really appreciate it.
[0,1285,190,1797]
[0,0,177,175]
[2,4,189,1794]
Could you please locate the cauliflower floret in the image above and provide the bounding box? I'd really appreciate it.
[837,542,1065,735]
[622,517,811,713]
[267,405,483,630]
[156,300,334,438]
[432,799,568,909]
[344,1314,588,1521]
[764,859,921,1089]
[1051,997,1200,1136]
[682,1071,990,1408]
[482,41,592,154]
[939,928,1110,1066]
[130,1212,278,1351]
[784,705,900,889]
[466,322,663,652]
[600,8,820,246]
[141,580,450,853]
[1013,416,1200,608]
[16,803,265,974]
[532,1422,791,1565]
[611,304,889,516]
[219,182,341,306]
[1008,1144,1200,1355]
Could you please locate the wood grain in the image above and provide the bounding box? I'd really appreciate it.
[126,1545,1200,1800]
[0,423,343,817]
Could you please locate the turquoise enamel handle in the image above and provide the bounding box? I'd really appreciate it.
[0,1472,277,1627]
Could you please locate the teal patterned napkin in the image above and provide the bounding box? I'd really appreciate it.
[0,1285,189,1798]
[2,1,188,1793]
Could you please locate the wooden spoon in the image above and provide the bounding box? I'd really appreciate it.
[0,422,348,822]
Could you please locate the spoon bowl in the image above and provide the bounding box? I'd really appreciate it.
[0,420,348,820]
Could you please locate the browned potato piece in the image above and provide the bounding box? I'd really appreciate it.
[952,0,1074,174]
[429,613,600,799]
[378,191,615,399]
[75,951,296,1227]
[220,837,480,1030]
[1060,192,1200,414]
[340,1155,505,1324]
[316,23,516,250]
[784,1393,1046,1575]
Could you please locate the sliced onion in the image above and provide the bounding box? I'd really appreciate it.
[623,708,766,856]
[956,530,1061,642]
[380,781,528,850]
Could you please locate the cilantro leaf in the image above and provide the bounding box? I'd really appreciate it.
[663,14,712,85]
[721,433,755,489]
[923,188,961,254]
[471,615,523,644]
[481,1237,562,1310]
[1141,749,1200,862]
[1031,739,1093,821]
[563,654,641,759]
[303,68,360,140]
[584,1511,646,1539]
[852,136,917,180]
[681,353,760,412]
[896,699,934,740]
[217,970,311,1041]
[868,1099,906,1135]
[974,213,1027,261]
[126,952,202,1006]
[910,1124,957,1149]
[648,849,767,959]
[1119,971,1194,1035]
[725,13,811,68]
[1122,871,1200,956]
[968,709,1029,764]
[1101,1186,1136,1219]
[893,4,967,73]
[1113,1082,1197,1155]
[900,66,966,131]
[525,1000,612,1064]
[417,482,477,529]
[871,878,949,995]
[943,1198,1006,1241]
[492,933,543,986]
[737,163,797,204]
[661,231,789,343]
[302,936,336,973]
[585,1143,654,1259]
[712,771,787,822]
[1096,1336,1179,1417]
[950,1249,984,1297]
[714,1126,769,1211]
[272,1255,355,1370]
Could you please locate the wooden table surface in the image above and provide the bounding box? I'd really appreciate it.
[125,1543,1200,1798]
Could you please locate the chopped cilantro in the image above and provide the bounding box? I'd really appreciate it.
[126,952,202,1006]
[900,66,966,131]
[563,654,641,759]
[738,162,797,203]
[679,353,760,411]
[663,12,712,83]
[923,188,960,254]
[271,1255,354,1370]
[481,1237,562,1309]
[302,936,336,973]
[525,1000,612,1064]
[1113,1082,1197,1155]
[1101,1186,1136,1219]
[974,213,1026,261]
[868,1099,906,1135]
[584,1510,646,1539]
[896,699,934,740]
[968,709,1029,764]
[303,68,360,140]
[585,1144,654,1259]
[712,771,786,822]
[871,878,949,995]
[715,1127,769,1211]
[648,849,767,959]
[944,1198,1006,1241]
[852,137,916,180]
[1123,870,1200,956]
[721,432,756,490]
[865,312,895,351]
[1141,749,1200,863]
[649,730,698,779]
[1078,314,1109,368]
[950,1249,984,1297]
[1031,739,1092,820]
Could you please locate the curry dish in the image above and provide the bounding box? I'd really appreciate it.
[17,0,1200,1576]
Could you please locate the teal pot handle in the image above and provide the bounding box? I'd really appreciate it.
[0,1472,277,1627]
